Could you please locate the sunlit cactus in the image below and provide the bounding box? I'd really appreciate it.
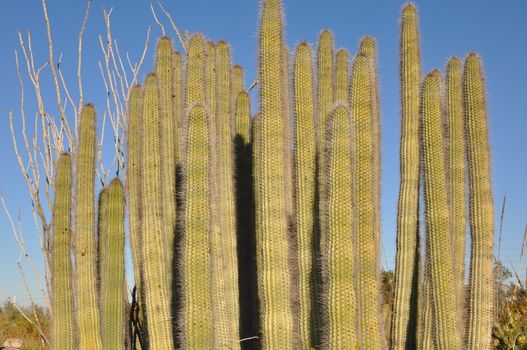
[464,53,494,350]
[391,4,421,349]
[51,153,75,350]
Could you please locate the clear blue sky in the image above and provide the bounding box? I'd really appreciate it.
[1,0,526,305]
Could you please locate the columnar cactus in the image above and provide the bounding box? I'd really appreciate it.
[232,65,245,104]
[215,41,241,348]
[181,104,214,349]
[172,50,184,164]
[281,43,294,217]
[254,0,295,347]
[99,178,126,350]
[186,34,206,111]
[391,4,421,349]
[420,70,461,349]
[322,105,358,350]
[155,37,177,278]
[446,56,466,326]
[51,153,75,350]
[141,73,175,350]
[75,104,103,350]
[334,48,349,103]
[464,53,494,350]
[350,54,384,349]
[293,42,317,350]
[126,85,144,315]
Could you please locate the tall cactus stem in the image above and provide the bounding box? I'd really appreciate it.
[350,54,383,349]
[321,105,358,350]
[156,37,177,279]
[99,179,126,350]
[446,57,467,329]
[293,42,317,349]
[75,104,103,350]
[141,73,175,350]
[420,70,461,349]
[186,34,206,112]
[180,104,214,349]
[173,50,184,164]
[334,48,349,103]
[51,153,75,350]
[391,4,421,349]
[126,85,146,332]
[464,53,494,350]
[216,40,241,348]
[254,0,295,346]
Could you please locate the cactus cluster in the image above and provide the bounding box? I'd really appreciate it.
[48,1,495,349]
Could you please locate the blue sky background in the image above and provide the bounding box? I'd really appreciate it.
[0,0,526,305]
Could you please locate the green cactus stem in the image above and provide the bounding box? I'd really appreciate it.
[156,37,177,278]
[446,57,467,327]
[75,104,103,350]
[141,73,175,350]
[350,54,384,349]
[420,70,461,349]
[464,53,494,350]
[99,179,126,350]
[334,48,348,103]
[254,0,295,346]
[322,105,358,350]
[391,4,421,349]
[293,42,317,350]
[181,104,214,349]
[51,153,75,350]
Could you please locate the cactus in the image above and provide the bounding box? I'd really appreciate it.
[126,84,144,318]
[254,1,295,346]
[420,70,461,349]
[281,43,294,217]
[446,57,467,320]
[232,65,245,105]
[464,53,494,350]
[173,50,184,164]
[334,48,349,103]
[99,178,126,350]
[141,73,175,350]
[181,104,214,349]
[75,104,103,350]
[359,36,381,263]
[316,30,334,246]
[156,36,177,278]
[216,41,241,348]
[391,4,421,349]
[186,34,206,111]
[350,54,384,349]
[322,105,358,350]
[293,42,317,349]
[51,153,75,350]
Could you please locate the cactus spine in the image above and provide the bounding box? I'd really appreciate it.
[391,4,421,349]
[420,70,461,349]
[156,37,177,276]
[293,42,317,350]
[446,57,467,327]
[350,54,384,349]
[322,106,358,350]
[99,179,126,350]
[75,104,103,350]
[181,105,214,349]
[464,53,494,350]
[51,153,75,350]
[141,73,174,350]
[254,0,294,347]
